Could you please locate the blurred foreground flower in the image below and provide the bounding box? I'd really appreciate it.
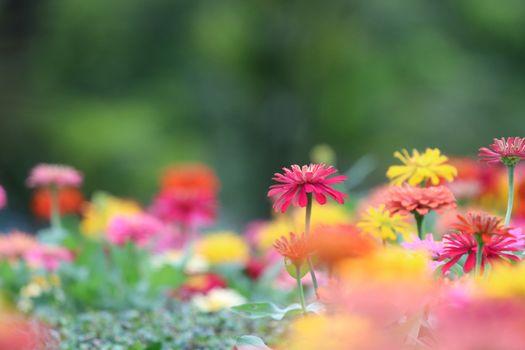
[268,164,347,213]
[196,232,249,265]
[312,224,377,269]
[0,314,56,350]
[386,148,457,186]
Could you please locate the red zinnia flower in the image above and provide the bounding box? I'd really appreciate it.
[273,232,312,267]
[479,137,525,166]
[386,185,456,216]
[268,164,347,213]
[440,231,522,274]
[453,212,509,243]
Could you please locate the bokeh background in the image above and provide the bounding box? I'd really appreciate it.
[1,0,524,228]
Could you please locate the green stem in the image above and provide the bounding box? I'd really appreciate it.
[474,235,484,276]
[50,186,62,232]
[296,265,307,314]
[504,165,515,227]
[304,194,319,294]
[414,212,425,240]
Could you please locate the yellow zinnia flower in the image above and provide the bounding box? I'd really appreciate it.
[283,314,372,350]
[386,148,457,186]
[357,204,411,241]
[81,192,142,239]
[477,263,525,299]
[196,231,249,265]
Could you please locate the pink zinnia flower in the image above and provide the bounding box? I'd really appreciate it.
[439,231,522,274]
[435,299,525,350]
[0,185,6,210]
[0,231,38,262]
[386,185,456,216]
[26,164,83,188]
[479,137,525,166]
[150,190,217,229]
[402,234,443,259]
[24,245,73,271]
[268,164,347,213]
[107,213,163,247]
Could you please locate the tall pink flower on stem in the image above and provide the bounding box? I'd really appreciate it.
[479,137,525,226]
[268,163,348,297]
[26,164,83,233]
[268,164,347,213]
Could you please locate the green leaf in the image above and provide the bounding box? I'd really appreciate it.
[231,302,303,320]
[234,335,271,349]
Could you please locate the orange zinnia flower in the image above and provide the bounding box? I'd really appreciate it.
[31,188,84,220]
[312,224,378,268]
[161,164,219,193]
[273,233,312,267]
[453,212,509,243]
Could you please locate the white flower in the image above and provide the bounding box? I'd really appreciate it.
[192,288,246,312]
[151,250,209,274]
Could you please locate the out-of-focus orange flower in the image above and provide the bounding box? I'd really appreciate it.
[31,187,84,220]
[273,232,312,267]
[161,164,219,193]
[453,212,509,243]
[312,224,378,268]
[0,314,56,350]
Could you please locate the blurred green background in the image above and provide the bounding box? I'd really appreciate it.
[1,0,524,228]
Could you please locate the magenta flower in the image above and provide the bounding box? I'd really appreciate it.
[479,137,525,166]
[24,245,73,271]
[268,164,347,213]
[26,164,83,188]
[107,213,163,247]
[150,190,216,229]
[439,230,522,274]
[0,185,6,210]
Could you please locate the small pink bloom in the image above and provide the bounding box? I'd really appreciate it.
[402,234,443,259]
[479,137,525,165]
[107,213,163,247]
[268,164,347,213]
[150,190,216,229]
[0,185,6,210]
[24,245,73,271]
[26,164,83,188]
[386,185,456,216]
